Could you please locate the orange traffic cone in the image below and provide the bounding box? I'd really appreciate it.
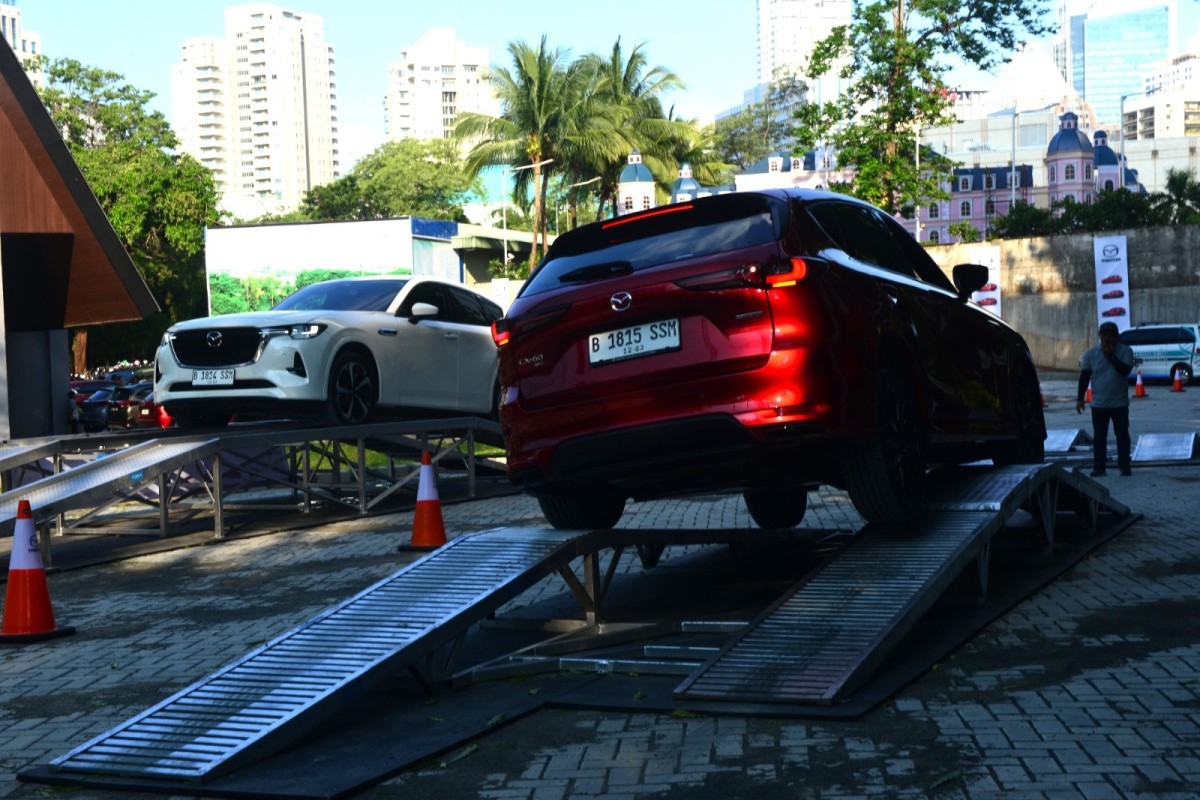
[1171,369,1186,393]
[1134,369,1148,398]
[404,451,445,551]
[1,500,74,643]
[1085,381,1093,404]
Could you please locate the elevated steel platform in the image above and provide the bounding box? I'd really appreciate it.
[43,462,1132,787]
[0,417,504,563]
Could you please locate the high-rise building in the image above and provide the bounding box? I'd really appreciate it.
[1053,0,1200,127]
[0,0,41,81]
[756,0,850,105]
[385,28,497,142]
[172,3,339,214]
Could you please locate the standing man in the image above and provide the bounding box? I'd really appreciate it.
[1075,321,1135,476]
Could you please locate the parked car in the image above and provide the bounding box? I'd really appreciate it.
[106,381,154,429]
[491,189,1045,530]
[133,392,173,429]
[1119,322,1200,383]
[79,387,114,432]
[154,276,503,428]
[69,379,116,404]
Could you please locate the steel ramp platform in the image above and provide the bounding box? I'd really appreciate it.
[1045,428,1092,453]
[676,463,1129,705]
[47,528,595,782]
[0,438,222,529]
[1133,432,1197,462]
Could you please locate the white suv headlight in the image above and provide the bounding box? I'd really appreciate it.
[262,324,327,341]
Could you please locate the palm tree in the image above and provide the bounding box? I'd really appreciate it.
[1151,167,1200,225]
[455,37,578,272]
[576,40,691,217]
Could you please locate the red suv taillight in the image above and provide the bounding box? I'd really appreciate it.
[676,257,819,291]
[491,319,511,348]
[493,303,571,347]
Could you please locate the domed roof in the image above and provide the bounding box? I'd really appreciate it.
[1092,130,1119,166]
[1047,112,1093,156]
[619,149,654,183]
[671,162,701,192]
[620,162,654,182]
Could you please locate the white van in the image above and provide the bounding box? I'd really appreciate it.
[1118,323,1199,383]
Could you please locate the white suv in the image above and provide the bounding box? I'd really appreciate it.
[1118,323,1199,383]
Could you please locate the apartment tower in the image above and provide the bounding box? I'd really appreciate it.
[384,28,496,142]
[172,3,339,213]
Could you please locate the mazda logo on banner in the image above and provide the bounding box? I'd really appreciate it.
[1093,235,1130,329]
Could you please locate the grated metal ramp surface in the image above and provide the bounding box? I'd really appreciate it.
[676,511,997,704]
[0,439,221,525]
[49,528,587,782]
[1132,432,1197,462]
[677,464,1089,706]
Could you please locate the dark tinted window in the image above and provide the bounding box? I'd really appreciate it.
[806,200,954,291]
[522,194,785,297]
[1120,327,1195,346]
[444,286,495,326]
[807,202,918,279]
[397,281,446,317]
[273,279,407,312]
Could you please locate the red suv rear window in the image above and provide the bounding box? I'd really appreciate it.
[521,194,786,298]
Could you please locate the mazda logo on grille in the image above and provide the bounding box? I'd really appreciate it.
[206,331,223,348]
[610,292,632,312]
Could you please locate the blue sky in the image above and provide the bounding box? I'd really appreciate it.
[29,1,763,168]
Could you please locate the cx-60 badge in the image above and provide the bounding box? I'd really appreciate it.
[610,292,632,312]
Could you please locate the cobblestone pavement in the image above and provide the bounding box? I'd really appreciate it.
[1,375,1198,799]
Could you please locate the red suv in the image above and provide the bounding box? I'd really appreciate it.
[492,190,1045,529]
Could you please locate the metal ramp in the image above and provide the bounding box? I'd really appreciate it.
[1133,432,1197,462]
[48,528,600,781]
[676,463,1127,705]
[0,439,221,535]
[43,464,1133,786]
[1045,427,1092,453]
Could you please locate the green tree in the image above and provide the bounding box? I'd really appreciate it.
[300,140,479,222]
[712,70,809,172]
[1054,190,1158,233]
[208,274,250,315]
[456,36,578,272]
[300,174,379,221]
[948,221,981,243]
[795,0,1049,213]
[988,200,1056,239]
[457,37,692,268]
[37,58,222,366]
[1150,167,1200,225]
[574,39,691,220]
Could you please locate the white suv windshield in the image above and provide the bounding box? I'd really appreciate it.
[272,279,408,312]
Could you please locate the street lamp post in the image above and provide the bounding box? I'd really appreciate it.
[1010,108,1019,211]
[915,127,922,241]
[1117,93,1142,190]
[501,158,553,268]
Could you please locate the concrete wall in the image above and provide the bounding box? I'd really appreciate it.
[928,225,1200,372]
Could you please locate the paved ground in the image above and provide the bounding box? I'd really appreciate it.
[1,373,1199,799]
